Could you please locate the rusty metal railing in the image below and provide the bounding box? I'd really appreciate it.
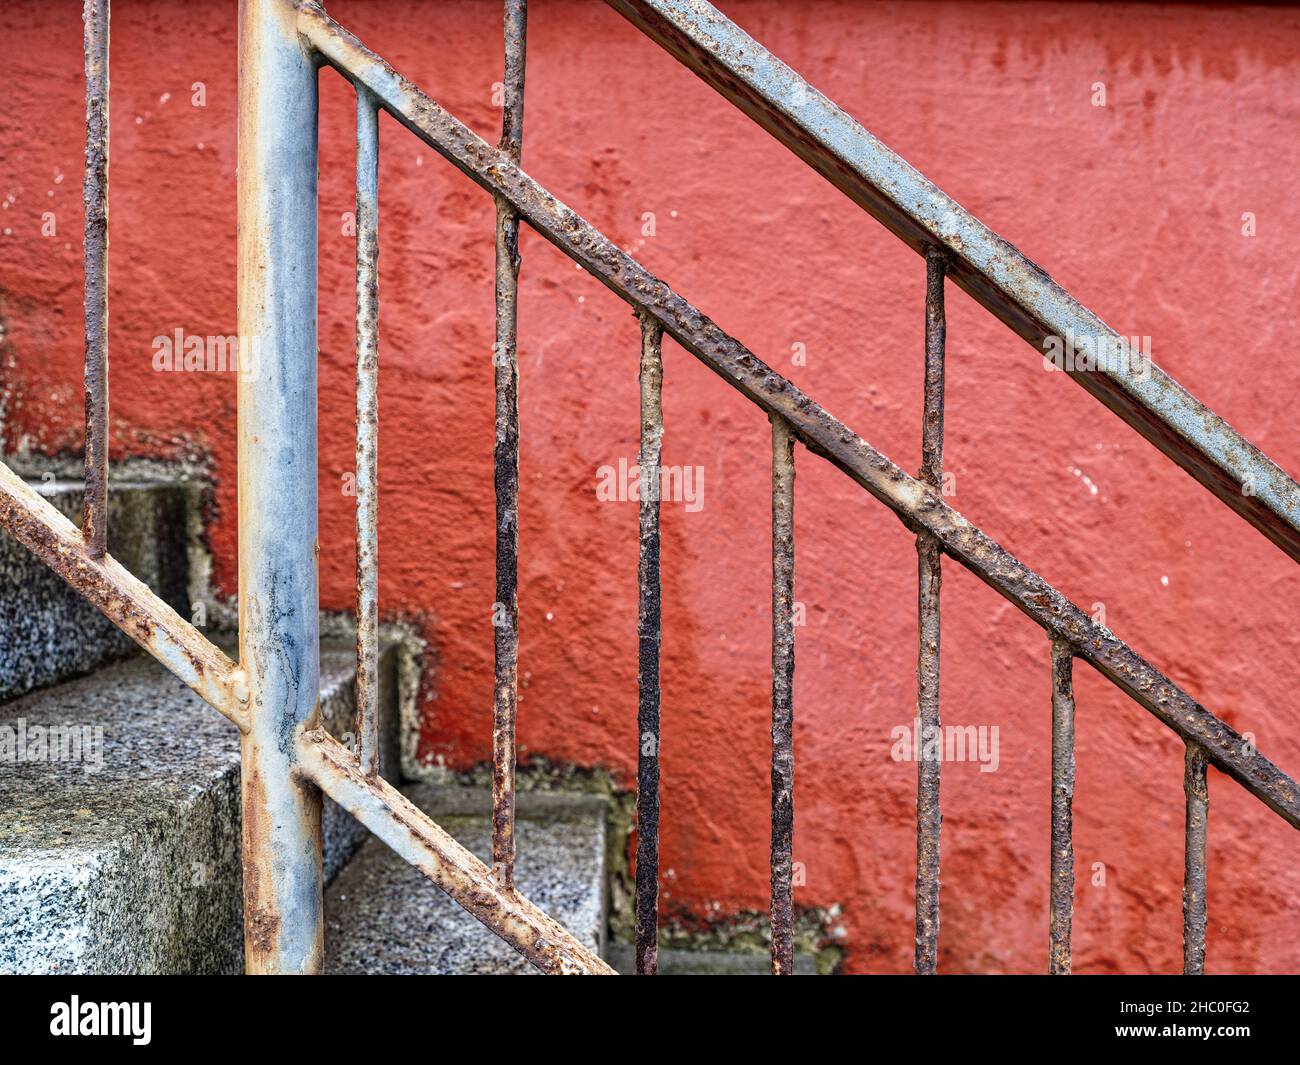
[0,0,1297,976]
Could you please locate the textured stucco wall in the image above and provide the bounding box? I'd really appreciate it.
[2,0,1299,973]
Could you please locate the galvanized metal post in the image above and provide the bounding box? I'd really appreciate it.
[237,0,323,975]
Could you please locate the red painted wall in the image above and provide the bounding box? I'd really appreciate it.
[3,0,1300,973]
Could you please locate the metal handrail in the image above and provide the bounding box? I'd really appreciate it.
[0,0,1294,977]
[263,0,1300,975]
[300,0,1299,820]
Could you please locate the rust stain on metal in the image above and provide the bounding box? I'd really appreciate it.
[81,0,110,560]
[770,415,795,976]
[1049,638,1075,975]
[239,765,283,962]
[1182,743,1209,975]
[241,821,278,954]
[245,908,280,955]
[635,312,663,976]
[913,248,944,975]
[499,0,526,160]
[919,249,946,492]
[491,0,528,891]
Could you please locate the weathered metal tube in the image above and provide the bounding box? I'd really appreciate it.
[770,415,795,975]
[81,0,109,561]
[491,0,527,890]
[236,0,323,975]
[354,84,380,778]
[913,248,945,975]
[1183,743,1209,974]
[635,313,663,975]
[1049,638,1076,975]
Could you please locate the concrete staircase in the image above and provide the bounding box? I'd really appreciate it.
[0,479,608,974]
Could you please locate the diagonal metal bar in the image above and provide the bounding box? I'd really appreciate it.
[0,462,249,730]
[298,0,1300,832]
[298,728,616,975]
[604,0,1300,566]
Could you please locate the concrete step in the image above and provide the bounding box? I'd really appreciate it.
[0,642,397,974]
[324,786,607,974]
[0,479,191,702]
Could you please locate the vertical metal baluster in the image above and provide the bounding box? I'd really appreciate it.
[492,0,527,890]
[82,0,109,559]
[770,415,796,975]
[354,84,380,777]
[635,313,664,975]
[1183,742,1209,974]
[1049,637,1076,974]
[914,247,945,974]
